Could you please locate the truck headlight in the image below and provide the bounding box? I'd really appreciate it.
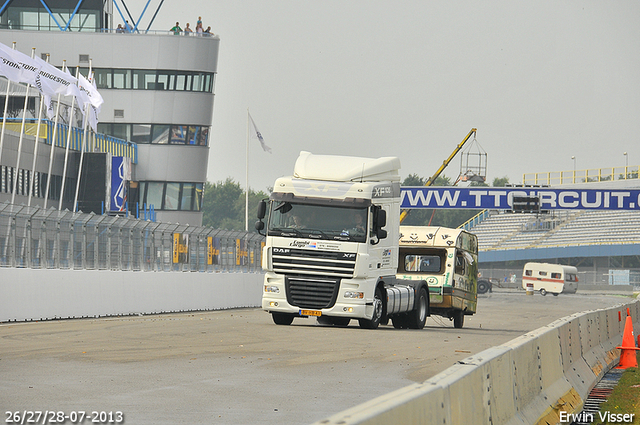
[264,285,280,293]
[344,291,364,299]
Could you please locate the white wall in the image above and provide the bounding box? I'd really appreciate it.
[1,269,263,322]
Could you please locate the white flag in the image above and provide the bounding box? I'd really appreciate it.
[87,75,101,132]
[0,43,41,86]
[248,112,272,153]
[77,73,103,132]
[77,72,104,109]
[0,43,24,82]
[42,67,78,120]
[33,56,79,98]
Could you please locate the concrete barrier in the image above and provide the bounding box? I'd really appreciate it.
[0,268,264,322]
[312,300,639,425]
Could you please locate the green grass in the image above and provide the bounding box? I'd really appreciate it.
[594,351,640,425]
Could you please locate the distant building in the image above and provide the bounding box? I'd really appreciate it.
[0,0,219,226]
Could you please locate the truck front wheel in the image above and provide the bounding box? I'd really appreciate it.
[358,287,385,329]
[407,287,429,329]
[272,312,295,325]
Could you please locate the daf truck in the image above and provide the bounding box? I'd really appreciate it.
[255,151,429,329]
[397,226,478,328]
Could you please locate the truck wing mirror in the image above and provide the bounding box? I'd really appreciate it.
[376,209,387,228]
[257,200,267,219]
[370,206,387,244]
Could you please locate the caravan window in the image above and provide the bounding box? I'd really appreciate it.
[539,271,547,276]
[404,255,441,273]
[551,272,561,279]
[525,270,532,276]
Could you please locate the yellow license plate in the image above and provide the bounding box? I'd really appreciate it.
[299,309,322,317]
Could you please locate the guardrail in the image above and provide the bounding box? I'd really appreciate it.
[523,165,640,186]
[458,209,490,231]
[0,201,263,272]
[313,300,639,425]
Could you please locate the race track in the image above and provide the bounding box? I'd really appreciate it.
[0,291,630,425]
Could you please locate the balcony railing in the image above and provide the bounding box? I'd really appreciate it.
[1,118,137,163]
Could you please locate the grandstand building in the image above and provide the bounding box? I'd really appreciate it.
[0,0,218,226]
[468,175,640,287]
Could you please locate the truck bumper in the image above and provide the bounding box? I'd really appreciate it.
[262,297,370,319]
[261,272,373,319]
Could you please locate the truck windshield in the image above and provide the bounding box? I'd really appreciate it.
[268,201,368,243]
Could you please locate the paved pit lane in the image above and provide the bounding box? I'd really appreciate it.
[0,291,631,425]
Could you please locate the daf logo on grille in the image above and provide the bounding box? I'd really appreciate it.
[273,248,290,254]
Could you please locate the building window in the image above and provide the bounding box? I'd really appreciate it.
[132,124,151,143]
[76,67,215,93]
[140,181,203,211]
[112,69,131,89]
[152,125,170,144]
[99,123,208,145]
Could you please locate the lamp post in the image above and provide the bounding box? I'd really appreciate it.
[571,156,576,183]
[624,152,628,179]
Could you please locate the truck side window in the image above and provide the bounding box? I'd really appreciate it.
[455,252,465,274]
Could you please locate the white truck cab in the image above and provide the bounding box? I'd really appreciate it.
[256,151,429,329]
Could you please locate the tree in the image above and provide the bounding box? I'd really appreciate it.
[492,176,510,187]
[202,178,269,231]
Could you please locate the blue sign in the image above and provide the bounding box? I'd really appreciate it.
[111,156,127,212]
[401,187,640,210]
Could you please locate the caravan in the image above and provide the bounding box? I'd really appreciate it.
[522,262,578,296]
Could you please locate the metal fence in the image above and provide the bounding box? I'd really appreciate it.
[0,201,264,272]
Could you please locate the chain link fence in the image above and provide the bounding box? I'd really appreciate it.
[0,201,264,272]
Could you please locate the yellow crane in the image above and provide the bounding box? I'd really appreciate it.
[399,128,477,223]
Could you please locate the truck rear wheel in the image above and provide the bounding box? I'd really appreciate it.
[392,314,408,329]
[272,312,295,325]
[358,287,385,329]
[477,280,490,294]
[453,311,464,329]
[407,287,429,329]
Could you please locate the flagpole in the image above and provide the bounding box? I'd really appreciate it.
[73,61,93,212]
[44,60,65,209]
[59,66,79,211]
[28,54,50,206]
[0,42,16,171]
[11,47,36,205]
[73,97,90,212]
[245,108,250,232]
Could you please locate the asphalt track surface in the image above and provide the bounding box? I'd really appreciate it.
[0,291,630,425]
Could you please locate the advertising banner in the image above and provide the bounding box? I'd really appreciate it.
[207,237,220,265]
[235,239,248,266]
[173,233,189,264]
[110,156,129,212]
[401,187,640,211]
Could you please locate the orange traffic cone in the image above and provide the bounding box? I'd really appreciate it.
[615,310,640,369]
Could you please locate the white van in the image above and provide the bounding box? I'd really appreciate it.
[522,262,578,296]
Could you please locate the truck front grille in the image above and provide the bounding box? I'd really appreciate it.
[286,276,340,310]
[272,248,356,278]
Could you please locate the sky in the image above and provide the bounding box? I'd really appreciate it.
[125,0,640,192]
